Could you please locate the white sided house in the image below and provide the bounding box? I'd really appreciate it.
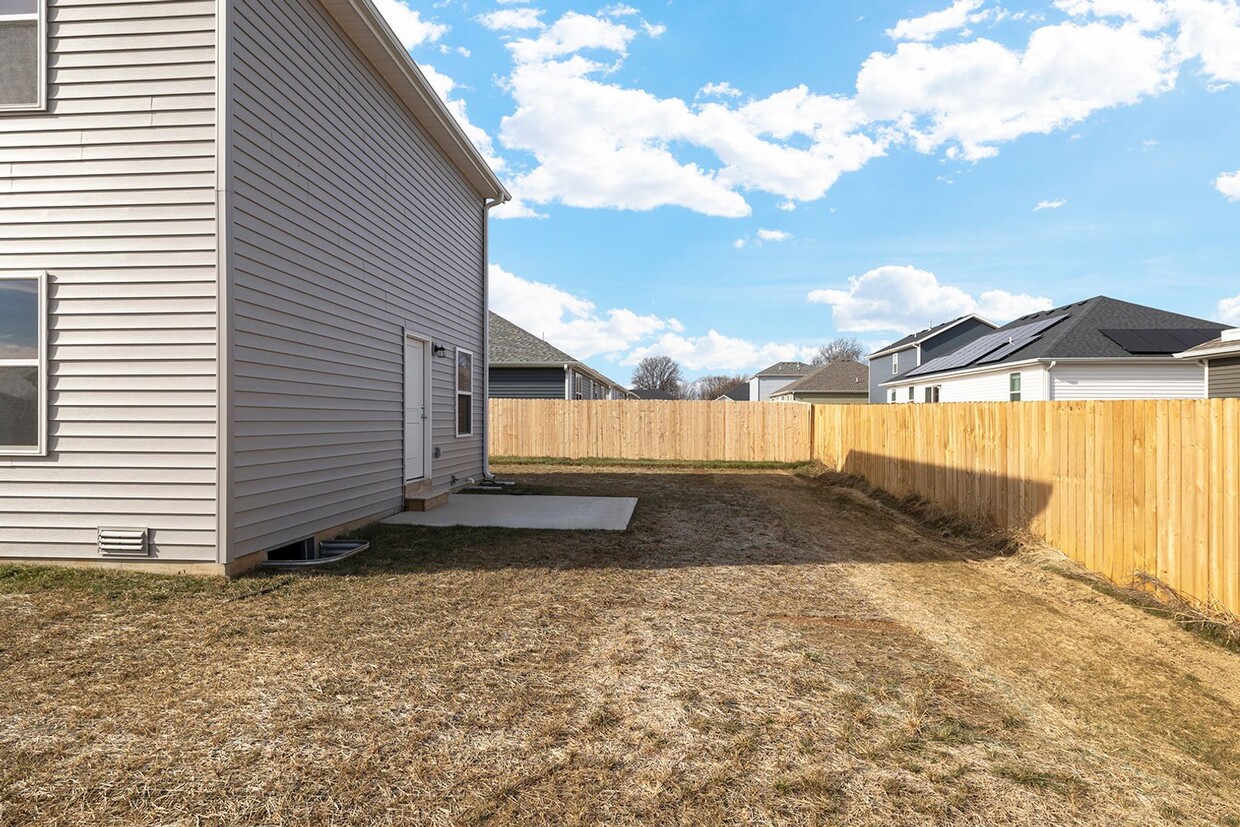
[747,361,812,402]
[881,297,1227,404]
[0,0,508,573]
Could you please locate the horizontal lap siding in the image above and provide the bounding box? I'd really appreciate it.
[228,0,487,558]
[1208,358,1240,399]
[1051,363,1204,400]
[0,0,218,562]
[489,367,566,400]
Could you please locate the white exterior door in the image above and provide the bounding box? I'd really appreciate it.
[405,337,428,481]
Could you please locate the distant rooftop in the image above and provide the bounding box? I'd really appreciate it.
[870,314,996,358]
[771,361,869,396]
[753,361,812,377]
[900,297,1227,381]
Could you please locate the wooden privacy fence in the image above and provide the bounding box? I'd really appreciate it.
[490,398,1240,615]
[489,398,813,463]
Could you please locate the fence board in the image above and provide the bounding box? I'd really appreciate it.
[490,398,1240,615]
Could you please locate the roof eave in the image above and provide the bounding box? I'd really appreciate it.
[320,0,509,202]
[1175,342,1240,360]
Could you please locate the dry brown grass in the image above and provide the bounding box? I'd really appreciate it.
[2,466,1240,825]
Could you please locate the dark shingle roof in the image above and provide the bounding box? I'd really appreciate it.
[721,383,751,401]
[631,388,677,400]
[771,361,869,396]
[489,312,574,364]
[904,297,1228,380]
[870,314,995,357]
[754,361,812,377]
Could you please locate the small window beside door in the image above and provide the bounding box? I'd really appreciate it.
[0,0,46,112]
[455,349,473,437]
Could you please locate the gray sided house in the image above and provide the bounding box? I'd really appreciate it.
[1176,329,1240,398]
[868,315,997,403]
[0,0,508,573]
[488,312,632,401]
[770,361,869,404]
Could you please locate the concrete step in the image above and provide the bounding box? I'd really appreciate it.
[405,491,449,512]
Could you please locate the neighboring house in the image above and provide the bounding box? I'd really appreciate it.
[1175,328,1240,398]
[488,312,632,400]
[881,297,1227,403]
[770,362,869,404]
[868,315,998,403]
[631,389,678,400]
[717,384,751,402]
[749,362,813,401]
[0,0,508,573]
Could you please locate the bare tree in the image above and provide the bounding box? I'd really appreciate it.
[631,356,685,396]
[690,374,748,400]
[811,337,866,366]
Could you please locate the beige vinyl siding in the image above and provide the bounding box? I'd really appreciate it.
[1049,362,1204,400]
[227,0,487,559]
[1208,356,1240,399]
[0,0,218,561]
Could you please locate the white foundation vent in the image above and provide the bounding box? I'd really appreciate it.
[98,528,150,558]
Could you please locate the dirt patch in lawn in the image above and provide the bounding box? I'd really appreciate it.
[1,466,1239,826]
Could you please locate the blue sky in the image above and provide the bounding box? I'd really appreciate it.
[378,0,1240,381]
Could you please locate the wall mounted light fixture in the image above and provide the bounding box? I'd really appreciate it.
[432,344,448,358]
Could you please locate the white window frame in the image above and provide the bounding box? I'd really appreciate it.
[0,0,48,114]
[1009,372,1022,402]
[455,347,473,438]
[892,352,900,375]
[0,271,48,456]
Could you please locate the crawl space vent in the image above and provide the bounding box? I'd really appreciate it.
[98,528,150,558]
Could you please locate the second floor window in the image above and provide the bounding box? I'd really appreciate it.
[0,0,45,112]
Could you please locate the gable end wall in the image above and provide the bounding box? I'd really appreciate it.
[225,0,488,560]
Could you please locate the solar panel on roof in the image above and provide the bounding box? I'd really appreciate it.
[907,314,1069,377]
[1100,328,1224,355]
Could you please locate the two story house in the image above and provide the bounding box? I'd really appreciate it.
[867,315,997,403]
[0,0,507,573]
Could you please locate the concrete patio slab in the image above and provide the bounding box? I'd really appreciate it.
[382,495,638,531]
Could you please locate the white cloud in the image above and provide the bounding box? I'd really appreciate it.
[477,7,544,30]
[856,22,1178,161]
[756,228,792,241]
[776,200,797,211]
[624,331,814,372]
[490,264,675,357]
[602,3,639,16]
[641,21,667,37]
[1055,0,1170,30]
[697,81,741,98]
[1034,198,1067,210]
[484,4,1231,220]
[418,64,505,172]
[1169,0,1240,84]
[1217,169,1240,200]
[732,239,747,249]
[496,11,885,218]
[1220,294,1240,324]
[807,265,1053,332]
[491,264,816,372]
[373,0,449,48]
[887,0,987,42]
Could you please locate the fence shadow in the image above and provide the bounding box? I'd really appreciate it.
[838,450,1054,535]
[309,467,1046,577]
